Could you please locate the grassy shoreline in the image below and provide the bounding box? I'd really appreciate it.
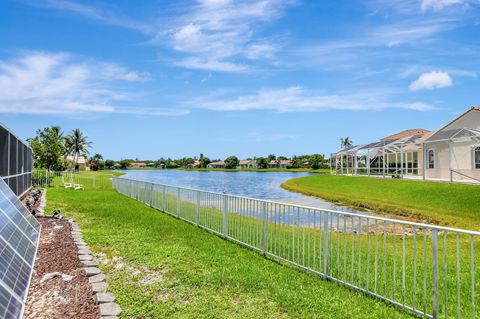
[45,183,413,318]
[281,174,480,230]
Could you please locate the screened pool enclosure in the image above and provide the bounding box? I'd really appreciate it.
[331,107,480,183]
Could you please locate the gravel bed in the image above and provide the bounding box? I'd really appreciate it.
[25,217,100,319]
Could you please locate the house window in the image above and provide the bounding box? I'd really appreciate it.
[428,149,435,169]
[475,146,480,169]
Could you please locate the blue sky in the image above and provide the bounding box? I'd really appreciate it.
[1,0,479,160]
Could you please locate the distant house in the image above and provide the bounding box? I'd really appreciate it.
[237,160,257,169]
[300,161,311,168]
[268,160,292,168]
[130,162,147,168]
[207,161,226,168]
[185,161,200,169]
[62,155,88,171]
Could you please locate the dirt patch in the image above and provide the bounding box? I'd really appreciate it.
[95,252,166,286]
[25,218,99,319]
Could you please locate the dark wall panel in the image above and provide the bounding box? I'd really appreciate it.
[9,134,17,176]
[0,127,8,177]
[0,125,33,196]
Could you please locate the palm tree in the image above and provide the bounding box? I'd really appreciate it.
[65,129,92,171]
[90,153,103,164]
[340,137,353,149]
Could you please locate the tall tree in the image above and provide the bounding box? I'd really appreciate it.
[224,156,239,169]
[256,157,268,169]
[309,154,325,170]
[90,153,103,163]
[340,137,353,149]
[104,159,115,169]
[27,126,66,171]
[65,128,92,171]
[89,153,104,170]
[199,156,211,168]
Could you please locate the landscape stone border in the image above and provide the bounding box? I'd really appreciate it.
[36,188,47,217]
[70,221,122,318]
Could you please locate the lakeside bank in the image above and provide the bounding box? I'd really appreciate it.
[281,174,480,230]
[45,177,413,318]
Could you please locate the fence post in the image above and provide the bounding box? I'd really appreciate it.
[93,174,96,188]
[177,187,181,218]
[223,194,228,238]
[261,201,267,255]
[150,183,154,207]
[432,230,439,319]
[196,190,200,226]
[323,211,329,276]
[162,185,166,212]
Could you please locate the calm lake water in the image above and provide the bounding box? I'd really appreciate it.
[121,170,366,215]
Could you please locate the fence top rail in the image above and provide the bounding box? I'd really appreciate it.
[114,176,480,236]
[33,170,114,177]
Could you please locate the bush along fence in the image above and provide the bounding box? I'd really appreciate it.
[32,170,113,189]
[113,177,480,319]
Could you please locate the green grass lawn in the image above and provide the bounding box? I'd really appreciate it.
[76,170,124,176]
[46,186,414,318]
[117,180,480,319]
[282,174,480,230]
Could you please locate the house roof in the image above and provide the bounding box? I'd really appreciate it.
[130,162,146,166]
[381,129,431,141]
[269,159,292,164]
[435,107,480,132]
[209,161,225,165]
[426,128,480,142]
[64,155,87,164]
[338,128,431,153]
[239,160,255,164]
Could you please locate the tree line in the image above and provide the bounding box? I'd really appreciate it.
[28,126,92,171]
[28,125,336,171]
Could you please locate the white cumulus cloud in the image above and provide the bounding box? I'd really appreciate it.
[421,0,465,11]
[0,52,184,116]
[409,71,453,91]
[188,86,435,112]
[162,0,295,72]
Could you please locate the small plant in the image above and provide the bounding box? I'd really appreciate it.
[32,171,56,187]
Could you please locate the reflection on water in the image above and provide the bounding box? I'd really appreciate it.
[121,170,367,216]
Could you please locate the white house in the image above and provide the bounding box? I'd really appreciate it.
[237,160,257,169]
[129,162,147,168]
[207,161,226,168]
[268,160,292,168]
[332,107,480,183]
[62,155,88,171]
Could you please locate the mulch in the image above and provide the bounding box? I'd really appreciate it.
[24,217,100,319]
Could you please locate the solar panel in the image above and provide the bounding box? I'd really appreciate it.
[0,178,40,319]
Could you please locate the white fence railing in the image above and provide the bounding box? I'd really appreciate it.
[112,177,480,319]
[32,171,113,189]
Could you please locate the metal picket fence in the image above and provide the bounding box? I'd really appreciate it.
[112,177,480,319]
[32,170,113,189]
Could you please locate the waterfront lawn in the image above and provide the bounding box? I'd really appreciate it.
[76,170,124,176]
[46,187,413,318]
[282,174,480,230]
